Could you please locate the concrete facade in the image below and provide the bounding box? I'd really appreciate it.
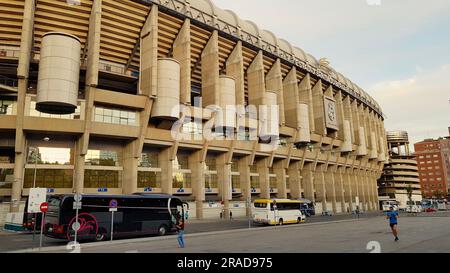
[0,0,386,220]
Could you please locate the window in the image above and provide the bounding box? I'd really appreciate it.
[173,172,192,189]
[231,159,239,172]
[205,156,216,171]
[93,106,137,126]
[0,169,13,189]
[0,100,16,115]
[251,176,260,188]
[250,165,258,173]
[183,120,202,136]
[138,171,161,188]
[270,177,277,189]
[27,147,73,165]
[85,150,122,167]
[205,173,218,189]
[24,169,73,188]
[232,175,240,189]
[84,169,120,188]
[173,154,189,170]
[139,152,159,168]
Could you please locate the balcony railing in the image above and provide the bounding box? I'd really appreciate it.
[0,75,18,88]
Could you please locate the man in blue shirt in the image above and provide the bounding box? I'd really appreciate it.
[386,207,400,242]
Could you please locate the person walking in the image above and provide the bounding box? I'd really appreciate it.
[176,217,185,248]
[386,206,400,242]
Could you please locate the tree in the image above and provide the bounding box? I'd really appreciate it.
[406,184,413,212]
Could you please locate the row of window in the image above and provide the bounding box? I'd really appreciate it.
[93,106,138,126]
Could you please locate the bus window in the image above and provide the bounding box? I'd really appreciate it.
[254,203,268,209]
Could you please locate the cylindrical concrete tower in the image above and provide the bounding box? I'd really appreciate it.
[296,103,311,144]
[152,58,181,120]
[217,75,236,129]
[36,32,81,114]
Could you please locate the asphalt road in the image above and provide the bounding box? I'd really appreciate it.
[4,209,450,252]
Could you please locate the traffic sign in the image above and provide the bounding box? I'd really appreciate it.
[74,193,82,202]
[109,208,118,212]
[72,221,81,232]
[40,202,49,213]
[109,199,118,208]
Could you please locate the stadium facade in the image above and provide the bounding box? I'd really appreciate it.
[0,0,388,219]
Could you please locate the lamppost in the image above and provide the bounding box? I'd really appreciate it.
[30,137,50,240]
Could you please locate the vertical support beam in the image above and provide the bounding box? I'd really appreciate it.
[173,19,191,106]
[74,0,102,194]
[12,0,36,211]
[335,91,346,141]
[324,166,337,213]
[314,164,327,213]
[247,51,266,107]
[189,150,205,219]
[312,80,326,135]
[282,67,299,129]
[160,148,174,195]
[301,163,315,202]
[273,160,287,199]
[122,142,138,194]
[201,30,220,107]
[140,5,158,97]
[266,59,285,126]
[343,96,355,146]
[298,74,315,133]
[288,161,302,199]
[257,158,270,199]
[217,153,232,219]
[343,167,354,212]
[226,41,245,106]
[335,166,346,213]
[239,156,252,216]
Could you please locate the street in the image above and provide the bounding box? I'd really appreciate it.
[4,211,450,253]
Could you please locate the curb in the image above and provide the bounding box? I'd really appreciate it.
[9,218,367,253]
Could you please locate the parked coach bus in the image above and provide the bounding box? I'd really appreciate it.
[44,194,189,241]
[253,199,306,226]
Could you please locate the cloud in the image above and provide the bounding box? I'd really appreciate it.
[370,64,450,145]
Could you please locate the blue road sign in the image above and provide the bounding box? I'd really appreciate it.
[109,199,118,208]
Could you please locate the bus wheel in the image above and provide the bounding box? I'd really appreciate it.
[278,219,283,226]
[158,225,168,236]
[95,229,106,242]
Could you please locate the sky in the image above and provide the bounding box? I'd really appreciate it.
[211,0,450,147]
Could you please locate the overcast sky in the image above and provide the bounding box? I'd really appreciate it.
[212,0,450,147]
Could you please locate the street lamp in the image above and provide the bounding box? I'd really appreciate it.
[31,137,50,189]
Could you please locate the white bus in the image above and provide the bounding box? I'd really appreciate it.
[253,199,306,226]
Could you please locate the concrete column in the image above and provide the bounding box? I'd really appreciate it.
[335,91,346,141]
[217,154,232,219]
[160,148,174,195]
[201,31,220,107]
[173,19,191,106]
[312,80,326,135]
[266,59,285,126]
[257,158,270,199]
[343,168,354,212]
[122,142,138,194]
[238,156,252,216]
[298,74,315,132]
[357,169,367,211]
[282,67,300,129]
[247,51,266,107]
[301,163,315,202]
[343,96,355,146]
[288,161,302,199]
[226,41,245,106]
[314,165,327,212]
[335,167,346,213]
[140,5,158,97]
[74,0,103,196]
[189,151,205,219]
[12,0,35,212]
[273,160,287,199]
[351,169,360,210]
[324,166,337,213]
